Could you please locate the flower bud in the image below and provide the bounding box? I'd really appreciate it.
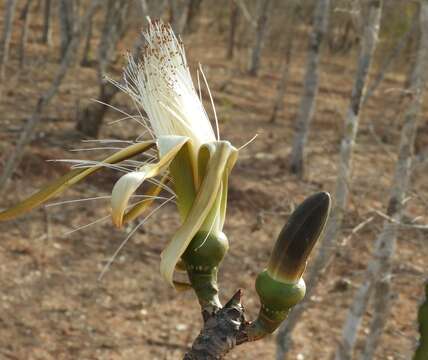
[267,191,331,283]
[252,192,331,336]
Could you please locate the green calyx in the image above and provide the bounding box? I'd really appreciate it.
[182,231,229,309]
[255,269,306,333]
[182,231,229,270]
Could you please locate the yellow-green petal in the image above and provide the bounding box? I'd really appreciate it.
[160,141,237,286]
[0,141,154,221]
[121,174,168,225]
[111,136,189,227]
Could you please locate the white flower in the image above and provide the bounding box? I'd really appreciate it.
[0,21,239,288]
[123,21,216,151]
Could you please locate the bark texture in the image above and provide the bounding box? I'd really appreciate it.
[0,0,18,79]
[248,0,272,76]
[185,0,203,33]
[363,8,419,105]
[288,0,330,175]
[80,16,93,66]
[270,0,298,123]
[41,0,52,45]
[169,0,191,34]
[58,0,75,59]
[183,291,246,360]
[18,0,33,68]
[276,2,382,358]
[226,0,240,60]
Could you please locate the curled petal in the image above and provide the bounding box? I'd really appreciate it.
[121,174,168,225]
[0,141,154,221]
[111,171,148,227]
[160,141,238,286]
[111,135,189,227]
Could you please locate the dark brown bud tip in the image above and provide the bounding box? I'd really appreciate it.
[267,192,331,283]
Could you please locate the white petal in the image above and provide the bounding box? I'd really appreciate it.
[121,21,216,154]
[111,171,148,227]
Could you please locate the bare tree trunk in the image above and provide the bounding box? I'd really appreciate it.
[185,0,203,33]
[360,278,391,360]
[75,0,131,137]
[76,0,167,137]
[334,223,393,360]
[0,0,102,196]
[269,1,298,123]
[41,0,52,45]
[226,0,240,60]
[80,17,93,67]
[145,0,168,19]
[97,0,130,79]
[335,4,428,359]
[58,0,75,59]
[169,0,191,35]
[313,0,382,272]
[276,2,382,359]
[288,0,330,175]
[18,0,33,69]
[248,0,272,76]
[0,0,18,80]
[363,8,419,105]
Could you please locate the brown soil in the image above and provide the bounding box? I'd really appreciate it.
[0,5,427,360]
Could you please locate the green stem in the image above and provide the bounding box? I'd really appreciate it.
[187,266,221,311]
[182,231,228,315]
[414,282,428,360]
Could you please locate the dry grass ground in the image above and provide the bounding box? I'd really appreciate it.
[0,5,427,360]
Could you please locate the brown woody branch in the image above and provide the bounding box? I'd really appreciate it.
[183,290,260,360]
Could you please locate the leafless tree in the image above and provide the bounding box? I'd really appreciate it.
[18,0,34,68]
[185,0,203,33]
[58,0,75,59]
[321,0,382,278]
[0,0,18,80]
[334,3,428,359]
[80,16,94,67]
[75,0,131,137]
[0,0,102,196]
[248,0,272,76]
[169,0,191,34]
[363,8,419,105]
[276,2,382,358]
[41,0,52,45]
[288,0,330,175]
[97,0,130,78]
[226,0,240,60]
[327,1,360,55]
[76,0,168,138]
[269,1,298,123]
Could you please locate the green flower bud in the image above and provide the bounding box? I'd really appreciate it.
[250,192,331,337]
[267,192,331,283]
